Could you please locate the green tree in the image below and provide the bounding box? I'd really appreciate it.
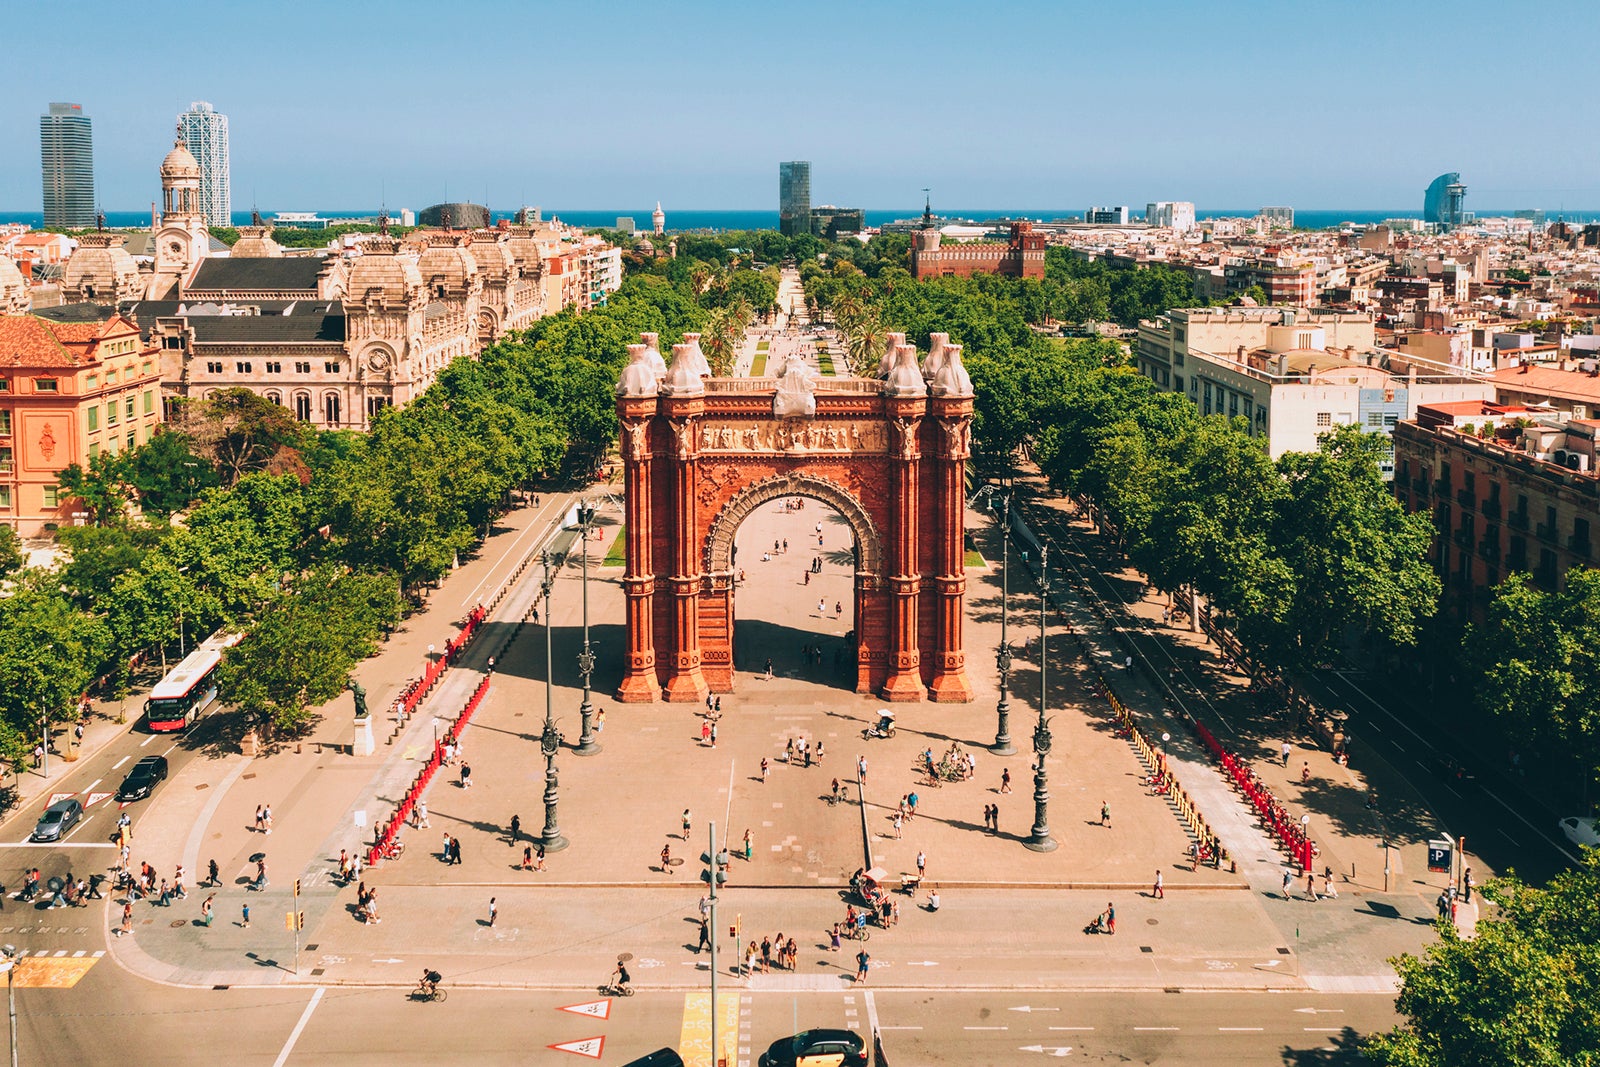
[1466,568,1600,784]
[0,589,110,766]
[1367,849,1600,1067]
[0,526,23,582]
[55,450,135,526]
[219,565,399,735]
[55,523,169,609]
[129,428,220,516]
[173,389,307,486]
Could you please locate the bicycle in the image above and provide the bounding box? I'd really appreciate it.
[600,976,635,997]
[412,980,447,1003]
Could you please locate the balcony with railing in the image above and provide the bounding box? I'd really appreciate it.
[1434,477,1452,495]
[1537,521,1560,543]
[1569,535,1592,559]
[1508,510,1529,531]
[1457,488,1476,509]
[1453,528,1473,549]
[1482,497,1502,520]
[1411,475,1431,496]
[1478,537,1500,562]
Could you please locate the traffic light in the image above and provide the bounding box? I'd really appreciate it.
[297,911,306,931]
[294,879,301,898]
[285,912,295,930]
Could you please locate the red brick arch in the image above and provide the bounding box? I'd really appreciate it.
[615,339,973,705]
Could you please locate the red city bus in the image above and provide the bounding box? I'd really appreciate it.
[144,630,239,731]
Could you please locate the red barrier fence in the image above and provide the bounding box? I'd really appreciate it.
[367,674,492,868]
[389,605,487,722]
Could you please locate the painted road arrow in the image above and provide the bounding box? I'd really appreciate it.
[1019,1045,1073,1057]
[904,960,940,966]
[1293,1008,1345,1015]
[372,958,405,964]
[1010,1006,1061,1013]
[549,1036,605,1059]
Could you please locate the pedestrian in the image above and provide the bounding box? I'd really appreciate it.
[706,694,714,712]
[488,897,497,927]
[893,811,903,838]
[830,924,842,952]
[710,721,718,748]
[761,757,770,782]
[697,917,711,953]
[1106,902,1115,935]
[596,708,606,732]
[1463,867,1473,903]
[201,894,214,927]
[264,805,273,835]
[1281,741,1292,766]
[702,720,712,745]
[835,601,843,617]
[254,805,264,833]
[366,890,380,924]
[442,832,452,861]
[816,741,825,764]
[662,844,673,874]
[1153,870,1164,899]
[523,845,533,870]
[855,948,871,985]
[535,844,546,872]
[764,658,773,680]
[992,806,1000,834]
[117,902,133,937]
[1305,873,1318,901]
[858,755,867,782]
[1282,870,1293,899]
[1322,869,1337,899]
[451,837,462,865]
[175,865,188,899]
[1001,768,1012,794]
[461,763,473,788]
[682,809,692,841]
[241,902,251,929]
[743,828,753,861]
[254,859,268,891]
[1124,654,1133,671]
[917,850,926,880]
[509,814,521,845]
[803,739,812,768]
[417,799,430,828]
[907,792,918,819]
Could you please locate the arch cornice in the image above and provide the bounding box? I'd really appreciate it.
[703,472,881,576]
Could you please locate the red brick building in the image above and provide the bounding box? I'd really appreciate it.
[910,221,1046,281]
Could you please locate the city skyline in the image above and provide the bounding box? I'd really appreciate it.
[3,0,1598,214]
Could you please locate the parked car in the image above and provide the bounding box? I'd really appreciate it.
[117,755,169,801]
[620,1051,684,1067]
[1560,816,1600,849]
[33,798,84,842]
[760,1030,867,1067]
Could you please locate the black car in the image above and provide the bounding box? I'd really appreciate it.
[759,1029,866,1067]
[620,1051,684,1067]
[117,755,169,801]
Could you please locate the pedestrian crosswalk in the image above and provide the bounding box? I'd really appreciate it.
[7,951,104,988]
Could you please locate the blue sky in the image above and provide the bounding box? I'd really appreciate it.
[5,0,1598,212]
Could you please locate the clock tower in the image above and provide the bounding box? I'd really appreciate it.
[147,133,211,299]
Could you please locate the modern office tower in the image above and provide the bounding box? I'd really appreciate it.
[1260,206,1295,227]
[39,103,95,228]
[178,102,231,227]
[1085,206,1130,225]
[1145,201,1197,232]
[779,161,811,237]
[1424,172,1467,229]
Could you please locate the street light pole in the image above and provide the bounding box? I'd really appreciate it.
[538,552,569,852]
[991,491,1015,755]
[2,944,17,1067]
[575,500,600,756]
[1025,543,1057,853]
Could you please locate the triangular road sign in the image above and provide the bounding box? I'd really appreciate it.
[557,999,612,1020]
[86,793,114,808]
[47,793,75,807]
[548,1036,605,1059]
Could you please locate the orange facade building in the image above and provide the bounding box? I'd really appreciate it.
[0,313,163,534]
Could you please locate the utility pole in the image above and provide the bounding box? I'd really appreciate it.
[575,500,600,755]
[539,552,569,852]
[1025,543,1057,852]
[708,820,722,1067]
[992,489,1015,755]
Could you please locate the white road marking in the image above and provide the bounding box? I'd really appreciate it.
[112,757,130,770]
[84,779,100,792]
[1048,1027,1094,1031]
[1133,1027,1179,1032]
[964,1026,1008,1031]
[1304,1028,1343,1033]
[1219,1027,1264,1032]
[876,1026,921,1031]
[140,734,156,748]
[272,986,325,1067]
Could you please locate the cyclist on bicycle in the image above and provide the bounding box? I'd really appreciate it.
[419,968,442,997]
[611,962,631,994]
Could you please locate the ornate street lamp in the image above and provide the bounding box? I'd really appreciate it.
[538,552,569,852]
[1024,542,1057,853]
[989,491,1015,756]
[574,500,601,756]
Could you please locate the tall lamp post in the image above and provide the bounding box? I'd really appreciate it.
[1024,543,1057,852]
[537,552,569,852]
[574,500,601,756]
[973,486,1015,756]
[1,943,17,1067]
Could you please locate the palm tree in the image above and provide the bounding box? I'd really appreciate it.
[699,307,741,376]
[844,310,887,377]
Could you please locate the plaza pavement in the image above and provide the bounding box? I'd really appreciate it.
[107,489,1383,995]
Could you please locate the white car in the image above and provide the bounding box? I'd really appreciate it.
[1559,817,1600,848]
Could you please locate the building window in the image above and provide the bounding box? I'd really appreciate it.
[205,361,223,374]
[164,336,183,350]
[1174,375,1184,392]
[294,394,311,421]
[0,486,9,509]
[127,432,135,450]
[87,407,98,431]
[42,486,60,508]
[0,412,7,436]
[264,361,281,374]
[106,401,117,426]
[367,396,391,418]
[0,380,8,392]
[1316,412,1332,427]
[125,397,135,420]
[144,390,154,414]
[105,369,117,383]
[294,362,311,374]
[33,378,57,392]
[1384,413,1398,428]
[324,394,341,425]
[266,392,282,406]
[236,362,252,374]
[1367,412,1384,427]
[85,375,98,389]
[324,361,340,374]
[88,442,98,459]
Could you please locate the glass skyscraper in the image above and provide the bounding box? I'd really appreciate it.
[40,102,95,229]
[178,102,231,227]
[779,161,811,238]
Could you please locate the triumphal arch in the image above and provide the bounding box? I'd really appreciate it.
[613,330,974,704]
